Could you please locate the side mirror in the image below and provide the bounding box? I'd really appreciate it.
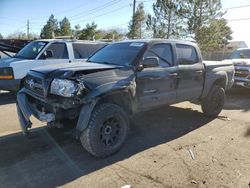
[43,50,53,59]
[141,56,159,68]
[239,53,245,59]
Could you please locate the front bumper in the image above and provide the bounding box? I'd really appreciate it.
[16,89,55,134]
[234,77,250,88]
[0,79,21,91]
[234,66,250,88]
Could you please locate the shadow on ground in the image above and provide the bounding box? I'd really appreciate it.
[0,105,213,188]
[245,126,250,137]
[0,91,16,105]
[225,87,250,112]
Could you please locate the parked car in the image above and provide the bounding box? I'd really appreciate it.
[16,39,234,157]
[0,39,106,91]
[224,48,250,88]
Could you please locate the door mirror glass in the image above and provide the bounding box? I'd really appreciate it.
[142,56,159,68]
[44,50,53,59]
[40,50,53,59]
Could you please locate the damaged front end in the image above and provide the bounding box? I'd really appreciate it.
[16,89,55,135]
[16,67,136,136]
[16,70,86,135]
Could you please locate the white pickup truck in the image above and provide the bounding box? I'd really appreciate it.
[0,39,106,91]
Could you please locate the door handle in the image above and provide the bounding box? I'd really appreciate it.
[143,89,157,94]
[149,77,161,80]
[169,72,179,77]
[196,70,203,73]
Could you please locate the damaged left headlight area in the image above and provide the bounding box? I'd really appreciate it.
[50,78,81,97]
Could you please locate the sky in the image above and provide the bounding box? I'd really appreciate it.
[0,0,250,46]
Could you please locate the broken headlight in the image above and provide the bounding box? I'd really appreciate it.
[50,79,80,97]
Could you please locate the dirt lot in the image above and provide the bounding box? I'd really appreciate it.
[0,88,249,188]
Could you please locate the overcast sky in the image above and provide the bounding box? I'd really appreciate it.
[0,0,249,46]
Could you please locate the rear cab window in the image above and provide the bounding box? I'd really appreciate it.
[176,44,199,65]
[144,43,173,67]
[72,43,106,59]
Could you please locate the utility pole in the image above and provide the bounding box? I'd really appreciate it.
[132,0,136,39]
[27,20,30,39]
[133,0,136,20]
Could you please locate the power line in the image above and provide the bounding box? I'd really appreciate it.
[29,0,122,25]
[30,2,130,27]
[67,0,121,19]
[227,17,250,21]
[221,4,250,10]
[71,3,130,23]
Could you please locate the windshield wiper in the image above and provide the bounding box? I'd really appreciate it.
[14,55,24,59]
[91,61,119,66]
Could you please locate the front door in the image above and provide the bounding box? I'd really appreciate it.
[37,42,70,66]
[136,43,178,110]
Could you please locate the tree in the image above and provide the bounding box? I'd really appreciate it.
[146,0,186,38]
[197,18,232,53]
[185,0,232,53]
[59,17,72,36]
[104,30,124,40]
[0,33,3,39]
[79,22,97,40]
[6,32,27,39]
[127,3,146,39]
[6,32,39,40]
[186,0,224,40]
[73,24,81,39]
[40,14,60,39]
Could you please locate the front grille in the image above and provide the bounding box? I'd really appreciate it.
[25,73,46,97]
[234,69,249,78]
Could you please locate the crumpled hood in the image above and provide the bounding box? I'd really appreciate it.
[31,61,124,78]
[0,57,24,67]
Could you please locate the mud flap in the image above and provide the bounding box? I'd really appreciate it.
[75,99,98,139]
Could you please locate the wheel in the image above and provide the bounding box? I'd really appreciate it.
[201,85,225,117]
[80,103,129,158]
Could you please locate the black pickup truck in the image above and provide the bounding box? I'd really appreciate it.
[17,39,234,157]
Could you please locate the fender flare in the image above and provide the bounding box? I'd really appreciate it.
[75,98,99,139]
[201,71,228,98]
[75,88,135,139]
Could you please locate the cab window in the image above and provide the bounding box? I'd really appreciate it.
[144,43,173,67]
[72,43,105,59]
[176,44,199,65]
[43,42,68,59]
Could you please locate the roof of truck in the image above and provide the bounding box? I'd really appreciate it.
[34,39,108,44]
[116,39,197,46]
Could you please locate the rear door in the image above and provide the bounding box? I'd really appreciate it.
[38,42,70,65]
[136,43,178,110]
[175,44,204,101]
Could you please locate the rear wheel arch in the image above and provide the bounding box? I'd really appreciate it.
[213,77,227,89]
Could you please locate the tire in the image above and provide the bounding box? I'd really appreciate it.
[201,85,225,117]
[80,103,129,158]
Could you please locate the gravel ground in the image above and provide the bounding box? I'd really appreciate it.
[0,88,249,188]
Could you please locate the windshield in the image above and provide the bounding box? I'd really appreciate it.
[88,42,146,66]
[15,41,48,59]
[228,49,250,59]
